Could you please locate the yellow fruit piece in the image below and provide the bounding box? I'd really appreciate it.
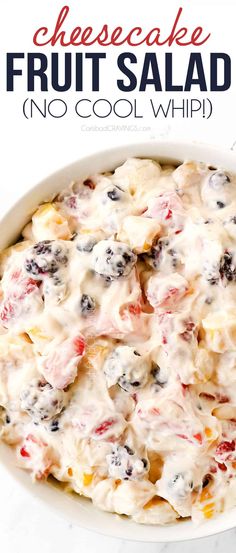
[202,311,236,353]
[84,344,109,365]
[185,286,195,296]
[143,496,162,510]
[20,332,33,344]
[202,502,215,519]
[67,467,73,477]
[143,241,152,252]
[148,452,164,484]
[88,344,108,358]
[200,488,213,503]
[83,473,93,486]
[173,161,204,187]
[79,228,93,234]
[114,479,122,488]
[27,327,50,343]
[205,427,213,439]
[117,215,160,254]
[32,203,72,240]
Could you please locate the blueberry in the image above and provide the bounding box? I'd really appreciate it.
[25,259,44,276]
[168,248,179,268]
[80,294,96,315]
[216,201,225,209]
[207,275,219,285]
[20,379,66,423]
[220,252,236,282]
[93,240,137,280]
[124,445,134,455]
[25,240,69,280]
[107,445,149,481]
[107,188,121,201]
[141,239,163,269]
[209,171,230,190]
[5,414,11,424]
[168,473,193,498]
[151,365,160,379]
[203,258,220,285]
[103,345,149,392]
[151,364,167,387]
[128,380,140,387]
[202,474,211,488]
[172,474,181,483]
[33,241,52,256]
[205,297,213,305]
[106,248,113,255]
[52,274,63,286]
[50,419,60,432]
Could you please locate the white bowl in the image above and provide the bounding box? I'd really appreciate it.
[1,141,236,542]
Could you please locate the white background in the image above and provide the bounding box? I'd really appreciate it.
[1,0,236,551]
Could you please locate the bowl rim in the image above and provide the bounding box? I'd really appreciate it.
[1,139,236,542]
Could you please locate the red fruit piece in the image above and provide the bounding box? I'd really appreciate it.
[94,418,115,436]
[11,269,22,280]
[217,462,227,472]
[83,178,95,190]
[199,393,216,401]
[20,278,39,298]
[165,208,173,220]
[177,433,191,442]
[0,301,15,324]
[65,195,78,210]
[180,320,195,342]
[216,440,235,455]
[128,303,141,316]
[150,407,161,416]
[193,433,203,444]
[20,446,30,458]
[73,336,85,356]
[217,394,230,404]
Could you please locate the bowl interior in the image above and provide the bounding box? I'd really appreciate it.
[1,141,236,542]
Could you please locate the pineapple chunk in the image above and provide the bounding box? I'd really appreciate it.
[173,161,206,188]
[32,203,72,241]
[202,311,236,353]
[118,216,160,254]
[83,473,94,486]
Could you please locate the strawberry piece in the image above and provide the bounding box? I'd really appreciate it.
[217,462,227,472]
[0,300,15,324]
[216,440,235,455]
[199,393,216,401]
[193,433,203,444]
[165,208,173,220]
[128,303,142,316]
[94,418,115,436]
[20,446,30,458]
[83,178,95,190]
[73,336,85,356]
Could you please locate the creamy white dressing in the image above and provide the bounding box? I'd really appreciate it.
[1,157,236,525]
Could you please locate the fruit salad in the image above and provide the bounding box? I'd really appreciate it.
[1,157,236,525]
